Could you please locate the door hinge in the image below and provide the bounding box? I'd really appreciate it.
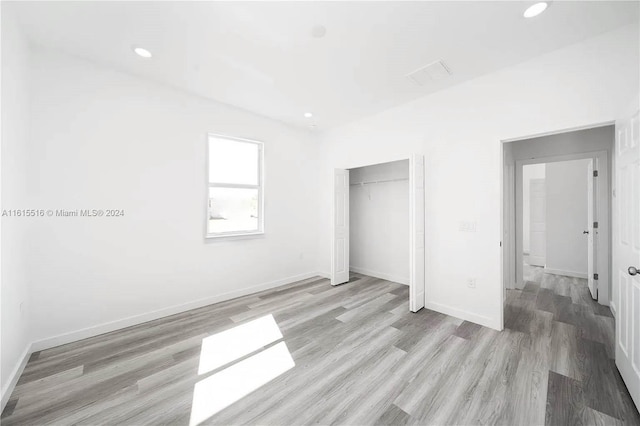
[593,170,598,177]
[594,273,599,280]
[593,221,599,229]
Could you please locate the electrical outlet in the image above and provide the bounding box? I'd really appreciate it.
[467,278,476,289]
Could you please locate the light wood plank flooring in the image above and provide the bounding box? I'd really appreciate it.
[2,272,639,425]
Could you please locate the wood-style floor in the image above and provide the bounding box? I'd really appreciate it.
[510,265,639,425]
[2,271,639,425]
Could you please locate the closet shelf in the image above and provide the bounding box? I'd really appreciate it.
[349,177,409,186]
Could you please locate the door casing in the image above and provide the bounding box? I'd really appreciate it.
[512,151,609,300]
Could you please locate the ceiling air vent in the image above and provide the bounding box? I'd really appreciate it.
[406,60,452,86]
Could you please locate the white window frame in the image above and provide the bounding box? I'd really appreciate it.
[205,133,264,239]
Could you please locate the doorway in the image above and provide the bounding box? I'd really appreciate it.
[331,155,425,313]
[501,112,640,413]
[521,158,599,299]
[502,125,613,306]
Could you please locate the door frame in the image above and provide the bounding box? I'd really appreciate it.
[330,155,426,312]
[503,149,611,306]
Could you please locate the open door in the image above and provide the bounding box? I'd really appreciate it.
[528,179,546,267]
[586,159,597,299]
[409,154,425,312]
[331,168,349,285]
[614,106,640,410]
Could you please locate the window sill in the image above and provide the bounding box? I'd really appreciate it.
[205,231,265,242]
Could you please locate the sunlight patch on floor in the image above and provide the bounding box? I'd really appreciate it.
[198,314,283,375]
[190,341,295,426]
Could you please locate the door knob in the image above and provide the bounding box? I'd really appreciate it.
[630,266,639,276]
[583,230,589,234]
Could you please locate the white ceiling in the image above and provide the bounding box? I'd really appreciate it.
[9,1,640,130]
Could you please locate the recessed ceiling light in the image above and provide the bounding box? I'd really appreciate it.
[311,25,326,38]
[133,47,152,58]
[304,112,313,118]
[523,2,548,18]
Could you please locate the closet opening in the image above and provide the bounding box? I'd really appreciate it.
[331,155,425,312]
[349,160,410,286]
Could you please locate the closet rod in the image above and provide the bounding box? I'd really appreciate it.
[349,177,409,186]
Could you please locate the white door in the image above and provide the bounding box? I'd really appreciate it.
[331,169,349,285]
[409,154,425,312]
[614,107,640,410]
[586,159,597,299]
[528,179,546,267]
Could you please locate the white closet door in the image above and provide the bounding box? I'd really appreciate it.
[409,154,425,312]
[331,169,349,285]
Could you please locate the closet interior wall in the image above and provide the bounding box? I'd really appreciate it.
[349,160,410,285]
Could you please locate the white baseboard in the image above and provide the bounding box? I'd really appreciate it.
[31,271,324,352]
[425,300,500,330]
[610,300,617,317]
[1,343,32,411]
[543,267,587,279]
[349,266,409,285]
[4,271,326,408]
[527,257,546,267]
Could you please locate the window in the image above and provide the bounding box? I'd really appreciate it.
[206,134,263,238]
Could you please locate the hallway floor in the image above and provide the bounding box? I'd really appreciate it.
[508,265,640,424]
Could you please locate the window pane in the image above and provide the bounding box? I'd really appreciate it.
[209,137,259,185]
[208,187,259,234]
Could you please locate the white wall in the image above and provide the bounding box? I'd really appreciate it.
[24,47,320,346]
[317,25,639,330]
[1,6,32,403]
[349,160,409,284]
[545,159,591,276]
[522,164,545,254]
